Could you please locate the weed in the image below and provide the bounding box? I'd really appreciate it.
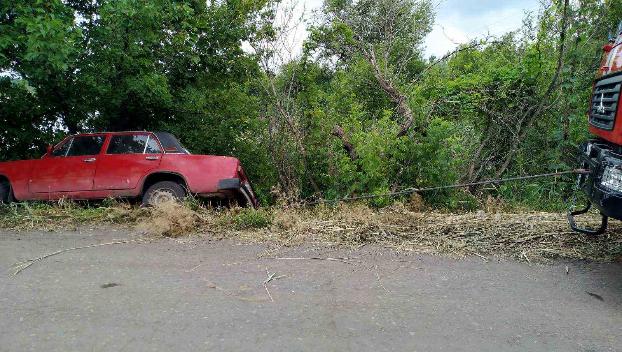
[230,208,273,230]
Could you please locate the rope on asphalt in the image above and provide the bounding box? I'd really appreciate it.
[304,169,590,206]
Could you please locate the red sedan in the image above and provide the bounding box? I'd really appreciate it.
[0,132,258,207]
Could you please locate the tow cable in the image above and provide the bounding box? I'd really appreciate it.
[304,169,590,206]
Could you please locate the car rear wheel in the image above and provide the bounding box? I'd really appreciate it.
[142,181,186,207]
[0,181,12,204]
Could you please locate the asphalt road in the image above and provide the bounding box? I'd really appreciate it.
[1,228,621,352]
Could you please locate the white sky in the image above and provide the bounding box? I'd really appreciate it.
[292,0,541,58]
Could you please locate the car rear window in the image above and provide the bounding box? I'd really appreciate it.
[66,136,105,156]
[107,134,162,154]
[155,132,190,154]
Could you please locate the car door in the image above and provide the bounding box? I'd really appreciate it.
[93,133,163,190]
[29,135,105,193]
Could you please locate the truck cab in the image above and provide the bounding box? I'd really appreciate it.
[571,22,622,233]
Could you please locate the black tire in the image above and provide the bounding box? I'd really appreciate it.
[0,181,11,204]
[142,181,186,206]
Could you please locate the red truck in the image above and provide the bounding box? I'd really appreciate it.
[0,131,258,207]
[569,22,622,234]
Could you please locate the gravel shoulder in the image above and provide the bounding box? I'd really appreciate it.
[1,228,621,352]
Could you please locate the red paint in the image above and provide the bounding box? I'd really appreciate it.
[589,119,622,145]
[30,156,99,193]
[591,32,622,145]
[0,132,257,206]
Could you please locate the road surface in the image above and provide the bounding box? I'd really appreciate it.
[1,228,621,351]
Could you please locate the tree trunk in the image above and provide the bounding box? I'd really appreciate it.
[365,49,417,138]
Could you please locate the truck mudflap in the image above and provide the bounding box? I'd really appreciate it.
[568,140,622,234]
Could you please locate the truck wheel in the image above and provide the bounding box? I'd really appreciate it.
[0,181,11,204]
[142,181,186,207]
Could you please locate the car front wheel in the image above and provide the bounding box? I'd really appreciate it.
[142,181,186,207]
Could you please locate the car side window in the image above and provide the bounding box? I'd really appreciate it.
[107,134,162,154]
[66,136,105,157]
[145,135,162,153]
[52,138,73,157]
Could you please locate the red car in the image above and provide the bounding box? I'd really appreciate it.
[0,131,258,207]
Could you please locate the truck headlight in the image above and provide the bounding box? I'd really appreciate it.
[601,165,622,192]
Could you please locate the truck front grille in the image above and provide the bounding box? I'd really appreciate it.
[590,73,622,131]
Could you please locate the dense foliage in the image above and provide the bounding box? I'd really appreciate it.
[2,0,622,208]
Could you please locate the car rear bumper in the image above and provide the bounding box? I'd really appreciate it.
[218,178,241,190]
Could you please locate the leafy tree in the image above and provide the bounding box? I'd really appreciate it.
[308,0,433,140]
[0,0,81,159]
[3,0,622,209]
[0,0,274,160]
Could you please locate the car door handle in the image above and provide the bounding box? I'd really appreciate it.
[145,156,159,161]
[83,158,97,163]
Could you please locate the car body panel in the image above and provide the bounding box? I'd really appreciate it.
[0,160,34,201]
[157,154,240,194]
[94,153,163,190]
[30,156,99,193]
[94,132,164,191]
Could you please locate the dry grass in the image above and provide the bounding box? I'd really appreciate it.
[137,200,199,238]
[1,200,621,262]
[227,203,622,262]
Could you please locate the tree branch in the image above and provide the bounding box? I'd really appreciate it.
[495,0,569,178]
[331,124,357,161]
[364,49,417,138]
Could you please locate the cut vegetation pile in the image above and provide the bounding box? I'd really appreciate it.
[1,201,621,262]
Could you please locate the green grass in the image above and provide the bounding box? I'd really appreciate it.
[230,208,273,230]
[497,181,572,212]
[0,200,142,231]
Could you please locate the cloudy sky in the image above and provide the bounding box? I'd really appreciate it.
[293,0,541,58]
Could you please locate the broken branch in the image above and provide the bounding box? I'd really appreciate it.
[11,239,140,276]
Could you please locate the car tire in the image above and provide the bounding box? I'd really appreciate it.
[142,181,186,207]
[0,181,11,204]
